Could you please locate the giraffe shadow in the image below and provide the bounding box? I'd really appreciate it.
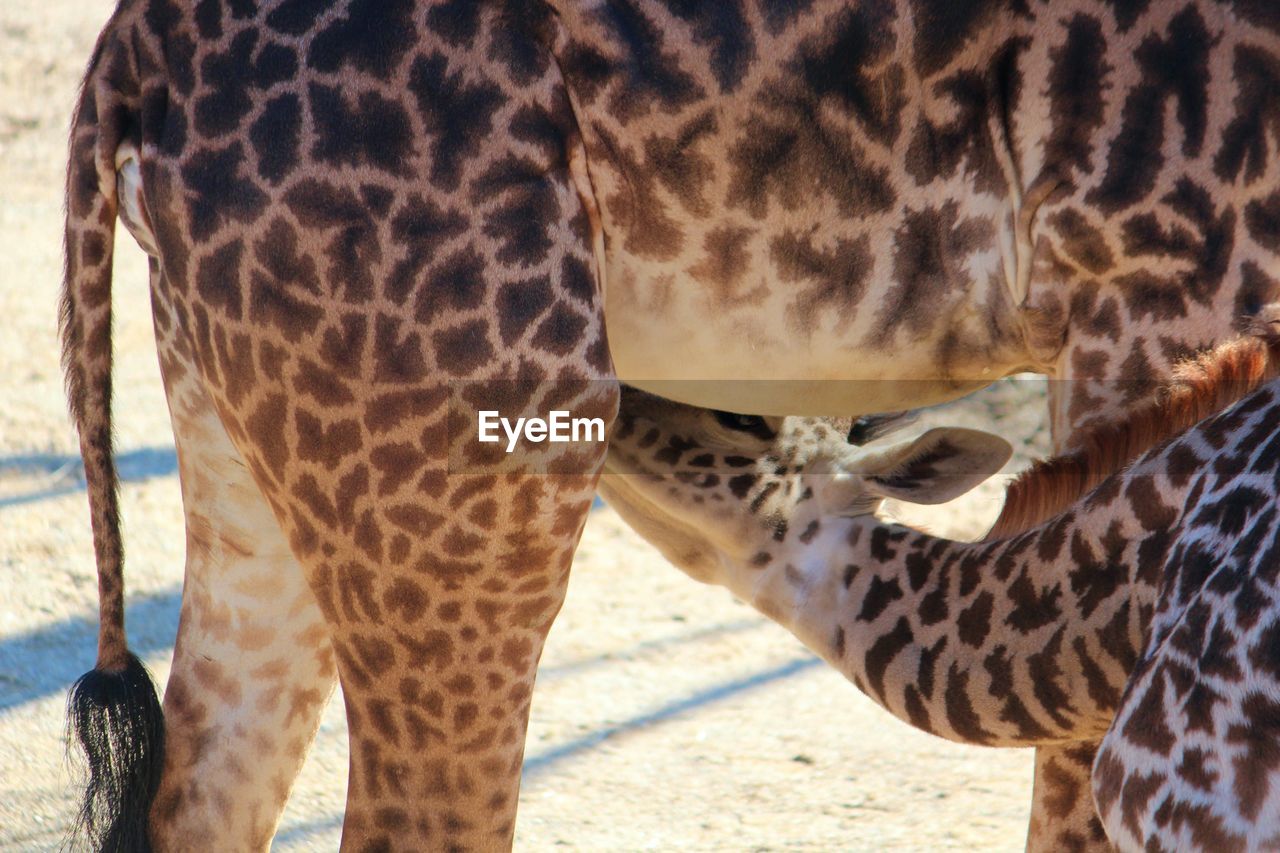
[0,448,604,511]
[0,446,177,508]
[0,588,181,710]
[521,655,822,778]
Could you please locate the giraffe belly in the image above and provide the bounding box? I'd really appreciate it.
[555,0,1035,416]
[603,275,1009,417]
[594,192,1032,417]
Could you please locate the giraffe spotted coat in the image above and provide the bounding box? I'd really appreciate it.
[61,1,1280,849]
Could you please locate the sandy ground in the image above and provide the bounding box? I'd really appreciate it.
[0,3,1052,850]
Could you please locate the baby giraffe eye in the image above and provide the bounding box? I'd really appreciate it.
[712,410,776,440]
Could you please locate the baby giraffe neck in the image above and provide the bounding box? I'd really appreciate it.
[720,456,1194,747]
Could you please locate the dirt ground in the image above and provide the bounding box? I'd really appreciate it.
[1,3,1052,850]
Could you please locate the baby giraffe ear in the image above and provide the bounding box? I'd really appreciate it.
[861,428,1012,505]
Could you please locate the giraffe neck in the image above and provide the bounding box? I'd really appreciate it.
[719,417,1232,747]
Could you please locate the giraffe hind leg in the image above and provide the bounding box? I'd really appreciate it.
[115,148,340,851]
[145,321,339,852]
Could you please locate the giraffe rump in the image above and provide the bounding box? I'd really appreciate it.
[987,335,1280,539]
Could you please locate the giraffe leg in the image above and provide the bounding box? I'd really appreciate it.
[316,462,605,850]
[1027,742,1113,852]
[147,316,337,851]
[1030,373,1115,850]
[1033,384,1118,850]
[1031,339,1146,851]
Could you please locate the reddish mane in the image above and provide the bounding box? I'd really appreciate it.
[986,336,1280,540]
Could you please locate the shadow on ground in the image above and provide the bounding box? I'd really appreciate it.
[273,653,819,847]
[0,588,180,709]
[0,446,177,508]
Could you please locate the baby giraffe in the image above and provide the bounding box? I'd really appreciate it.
[599,338,1280,851]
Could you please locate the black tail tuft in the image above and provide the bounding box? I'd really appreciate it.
[66,652,164,853]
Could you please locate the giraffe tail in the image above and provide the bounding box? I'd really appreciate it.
[60,25,164,853]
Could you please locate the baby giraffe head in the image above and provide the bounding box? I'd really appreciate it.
[600,386,1013,586]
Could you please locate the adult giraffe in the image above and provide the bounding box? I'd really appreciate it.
[62,1,1279,850]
